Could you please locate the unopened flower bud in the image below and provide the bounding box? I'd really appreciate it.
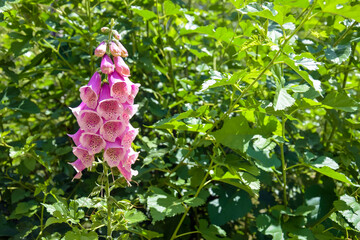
[113,39,128,58]
[110,41,122,57]
[94,41,107,57]
[112,30,121,40]
[101,54,115,74]
[101,27,110,33]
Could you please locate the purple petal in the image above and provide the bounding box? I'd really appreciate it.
[77,110,103,133]
[97,84,124,120]
[69,102,87,118]
[104,141,125,168]
[69,159,86,179]
[101,54,115,75]
[108,72,131,103]
[110,41,122,57]
[124,148,139,165]
[121,125,139,149]
[95,41,107,57]
[68,129,84,146]
[114,56,130,77]
[79,72,101,109]
[73,146,95,168]
[100,120,125,142]
[79,132,106,154]
[117,163,137,183]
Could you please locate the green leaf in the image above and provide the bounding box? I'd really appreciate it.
[308,166,359,186]
[147,187,185,223]
[325,44,351,64]
[256,214,284,240]
[208,186,252,226]
[17,99,40,114]
[310,156,339,170]
[196,219,229,240]
[124,209,147,224]
[246,146,281,171]
[274,0,309,8]
[334,194,360,231]
[238,2,289,25]
[64,228,98,240]
[127,227,164,239]
[164,0,181,15]
[322,91,358,112]
[319,0,360,22]
[131,7,157,20]
[274,88,295,111]
[11,189,29,204]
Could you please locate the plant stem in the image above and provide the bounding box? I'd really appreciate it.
[173,231,200,239]
[103,162,112,239]
[280,116,287,207]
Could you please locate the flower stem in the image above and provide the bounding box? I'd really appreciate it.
[103,162,112,239]
[280,116,287,207]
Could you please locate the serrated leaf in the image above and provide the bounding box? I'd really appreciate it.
[197,219,229,240]
[308,166,359,186]
[319,0,360,22]
[295,58,320,71]
[310,156,339,170]
[334,194,360,231]
[256,214,284,240]
[274,88,295,111]
[124,209,147,224]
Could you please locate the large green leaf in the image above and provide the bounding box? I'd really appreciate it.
[334,194,360,231]
[322,91,358,112]
[319,0,360,22]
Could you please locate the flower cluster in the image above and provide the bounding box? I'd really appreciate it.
[68,34,140,183]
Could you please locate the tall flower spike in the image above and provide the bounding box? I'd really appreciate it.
[121,124,139,149]
[100,120,125,142]
[104,140,125,168]
[94,41,107,57]
[77,110,103,133]
[97,83,124,120]
[68,129,84,146]
[79,72,101,109]
[73,146,95,168]
[108,72,132,103]
[101,54,115,74]
[114,56,130,77]
[69,159,86,180]
[80,132,106,155]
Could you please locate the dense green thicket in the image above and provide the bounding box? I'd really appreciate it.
[1,0,360,239]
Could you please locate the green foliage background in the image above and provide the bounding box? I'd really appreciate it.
[1,0,360,239]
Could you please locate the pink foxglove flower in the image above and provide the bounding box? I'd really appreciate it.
[79,72,101,109]
[112,30,121,40]
[121,124,139,149]
[114,56,130,77]
[79,132,106,155]
[101,54,115,74]
[69,159,86,179]
[104,141,125,168]
[120,103,139,123]
[77,110,103,133]
[100,120,125,142]
[97,83,123,120]
[108,72,132,103]
[68,129,84,146]
[73,146,95,168]
[110,41,122,57]
[125,148,139,166]
[94,41,107,57]
[117,162,138,183]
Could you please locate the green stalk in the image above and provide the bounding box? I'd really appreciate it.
[280,116,287,207]
[103,162,112,239]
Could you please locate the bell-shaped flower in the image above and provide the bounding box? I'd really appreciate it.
[124,148,139,166]
[77,110,103,133]
[109,41,122,57]
[80,132,106,155]
[73,146,94,168]
[104,140,125,168]
[94,41,107,57]
[68,129,84,146]
[101,54,115,75]
[69,102,87,118]
[120,103,138,123]
[108,72,131,103]
[96,83,123,120]
[69,159,86,180]
[121,124,139,149]
[114,40,128,58]
[114,56,130,77]
[117,162,138,184]
[125,83,141,105]
[79,72,102,109]
[100,120,125,142]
